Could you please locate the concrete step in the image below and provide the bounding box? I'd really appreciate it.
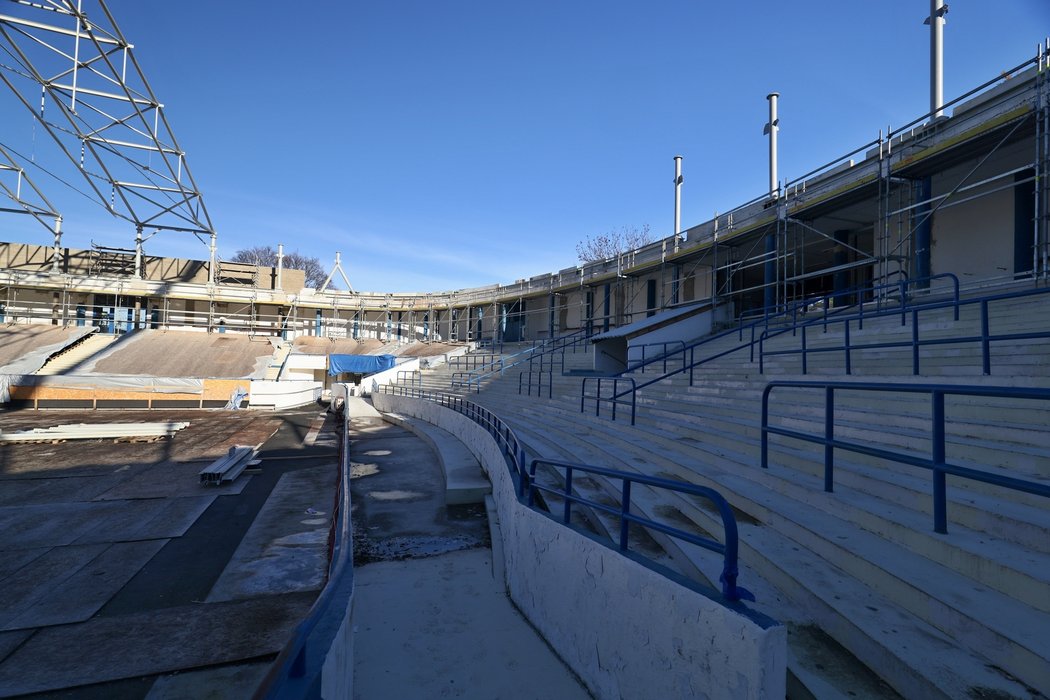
[484,402,1042,699]
[380,413,491,505]
[34,332,118,375]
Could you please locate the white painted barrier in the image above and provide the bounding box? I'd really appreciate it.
[372,392,787,700]
[249,380,322,410]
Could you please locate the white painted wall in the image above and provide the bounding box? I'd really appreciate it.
[372,392,787,700]
[249,379,321,409]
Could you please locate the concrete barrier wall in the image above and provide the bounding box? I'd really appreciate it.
[249,380,322,409]
[372,393,786,700]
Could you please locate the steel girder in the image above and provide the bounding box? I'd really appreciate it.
[0,0,214,243]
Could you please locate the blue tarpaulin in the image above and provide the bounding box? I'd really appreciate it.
[328,354,397,376]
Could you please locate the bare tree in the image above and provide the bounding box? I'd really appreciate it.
[576,224,654,263]
[231,246,332,288]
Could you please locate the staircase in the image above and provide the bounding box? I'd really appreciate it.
[34,332,119,375]
[388,290,1050,699]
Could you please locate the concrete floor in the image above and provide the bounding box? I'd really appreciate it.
[347,407,592,700]
[0,407,339,698]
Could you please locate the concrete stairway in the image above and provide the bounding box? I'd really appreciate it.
[34,331,119,375]
[389,295,1050,699]
[263,342,292,380]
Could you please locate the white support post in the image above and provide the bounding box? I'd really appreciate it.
[765,93,780,199]
[277,243,284,290]
[208,232,217,285]
[51,216,62,274]
[134,226,143,278]
[673,155,683,252]
[927,0,948,119]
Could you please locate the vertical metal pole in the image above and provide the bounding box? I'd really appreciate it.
[932,390,947,533]
[563,467,573,524]
[824,386,835,493]
[619,480,632,550]
[766,93,780,198]
[929,0,946,119]
[51,216,62,274]
[673,155,683,252]
[981,300,991,375]
[134,225,143,278]
[208,232,217,285]
[276,243,284,290]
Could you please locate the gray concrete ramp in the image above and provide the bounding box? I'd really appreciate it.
[353,549,591,700]
[348,412,591,699]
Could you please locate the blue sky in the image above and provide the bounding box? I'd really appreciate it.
[1,1,1048,292]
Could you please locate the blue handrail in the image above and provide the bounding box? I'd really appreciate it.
[760,380,1050,534]
[518,369,552,399]
[581,376,636,425]
[455,329,595,392]
[254,388,354,699]
[759,283,1050,376]
[626,340,686,373]
[529,458,753,602]
[377,384,751,602]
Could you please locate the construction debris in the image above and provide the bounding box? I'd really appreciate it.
[199,445,259,486]
[0,421,190,443]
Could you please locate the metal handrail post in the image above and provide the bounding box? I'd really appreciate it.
[760,385,770,469]
[824,386,835,492]
[801,325,808,374]
[981,300,991,375]
[844,321,852,375]
[931,390,948,534]
[912,309,920,374]
[563,466,574,523]
[619,480,632,550]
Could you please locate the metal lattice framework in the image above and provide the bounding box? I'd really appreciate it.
[0,0,216,278]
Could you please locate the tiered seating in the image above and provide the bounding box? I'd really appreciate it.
[391,290,1050,699]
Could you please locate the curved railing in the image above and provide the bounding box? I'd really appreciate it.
[253,384,354,699]
[377,384,751,602]
[529,458,752,602]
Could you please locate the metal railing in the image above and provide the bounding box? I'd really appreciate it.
[376,383,751,602]
[760,380,1050,534]
[528,459,752,601]
[518,370,552,399]
[448,353,502,371]
[581,377,636,425]
[254,385,354,698]
[626,340,686,373]
[396,369,421,387]
[759,283,1050,376]
[451,330,594,393]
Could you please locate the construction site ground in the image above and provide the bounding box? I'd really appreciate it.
[0,406,340,698]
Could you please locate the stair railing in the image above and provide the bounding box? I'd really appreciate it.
[761,380,1050,534]
[529,458,752,602]
[376,383,752,602]
[759,282,1050,376]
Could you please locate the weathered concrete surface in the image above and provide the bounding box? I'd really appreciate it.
[372,393,787,700]
[208,463,336,602]
[348,414,489,564]
[348,407,590,700]
[353,549,591,700]
[383,411,491,505]
[0,407,336,698]
[90,330,274,378]
[0,539,166,631]
[0,592,315,696]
